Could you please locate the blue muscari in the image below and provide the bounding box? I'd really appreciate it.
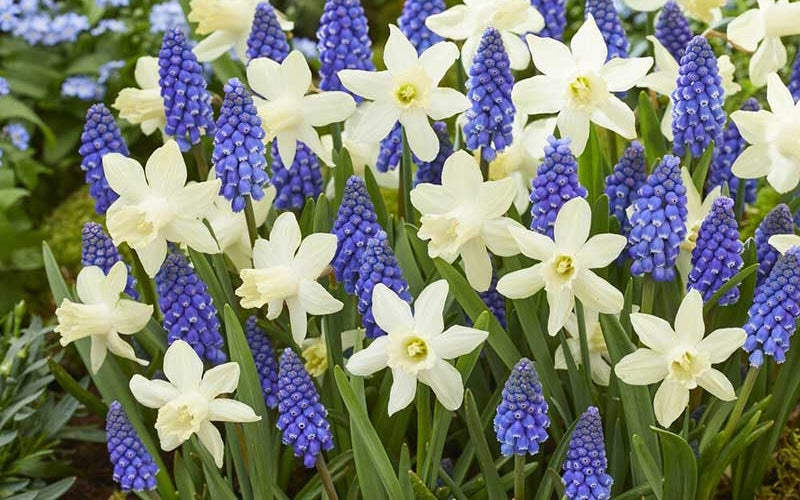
[605,141,646,236]
[277,349,334,468]
[271,142,323,211]
[82,222,138,299]
[654,1,692,61]
[332,176,382,294]
[355,230,412,338]
[78,104,128,214]
[3,122,30,151]
[398,0,444,52]
[212,78,269,212]
[585,0,628,60]
[464,28,515,162]
[628,155,688,281]
[789,49,800,102]
[671,35,725,159]
[531,0,567,40]
[494,358,550,456]
[106,401,158,492]
[743,247,800,366]
[316,0,375,96]
[687,197,743,305]
[247,2,290,62]
[755,204,794,287]
[414,121,452,186]
[156,253,227,365]
[707,98,759,205]
[561,406,613,500]
[529,136,587,238]
[158,28,216,150]
[245,316,279,409]
[479,273,507,328]
[377,124,402,172]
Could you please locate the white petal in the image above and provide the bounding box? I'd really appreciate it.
[479,177,516,219]
[441,150,482,199]
[697,328,747,364]
[614,349,668,384]
[525,34,573,77]
[103,153,147,201]
[129,374,180,408]
[508,226,555,261]
[419,41,460,84]
[112,300,153,334]
[731,144,771,180]
[571,16,607,71]
[297,280,343,315]
[482,218,525,257]
[399,109,438,161]
[145,140,187,194]
[270,212,302,259]
[302,92,356,127]
[295,233,338,278]
[424,5,474,40]
[136,237,168,277]
[590,354,612,386]
[76,266,107,304]
[624,0,665,11]
[413,280,448,337]
[557,108,591,155]
[555,197,591,253]
[90,335,108,374]
[766,73,795,112]
[384,25,419,74]
[338,70,393,101]
[192,31,238,63]
[163,339,204,392]
[576,234,627,268]
[674,290,705,345]
[749,37,786,88]
[247,57,282,100]
[410,184,456,215]
[460,238,492,292]
[430,325,488,359]
[286,297,308,345]
[697,369,736,401]
[172,180,220,215]
[200,362,240,398]
[134,56,160,88]
[630,313,677,352]
[497,264,546,299]
[282,51,312,95]
[426,87,470,120]
[654,379,689,427]
[418,360,464,411]
[765,153,800,194]
[730,109,773,144]
[769,234,800,255]
[512,75,566,115]
[208,399,260,422]
[372,284,415,334]
[350,101,402,143]
[601,57,654,92]
[346,336,390,375]
[164,219,220,255]
[727,9,764,52]
[388,369,417,416]
[106,331,148,366]
[574,270,624,314]
[198,421,225,468]
[500,31,531,71]
[546,286,574,335]
[590,95,636,139]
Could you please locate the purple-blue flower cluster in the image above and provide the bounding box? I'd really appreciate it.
[105,401,158,492]
[605,141,646,236]
[707,98,759,205]
[561,406,613,500]
[789,50,800,102]
[585,0,628,60]
[61,76,106,101]
[316,0,375,96]
[478,273,507,328]
[494,358,550,456]
[414,121,452,186]
[82,222,139,299]
[78,104,128,214]
[245,316,279,409]
[398,0,444,52]
[755,204,795,287]
[149,1,187,34]
[377,124,402,172]
[271,142,323,211]
[654,1,692,61]
[3,7,89,46]
[247,2,290,62]
[531,0,567,40]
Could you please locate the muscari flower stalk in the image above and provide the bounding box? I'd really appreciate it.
[414,121,452,186]
[331,176,382,294]
[158,28,216,150]
[271,142,323,211]
[376,124,402,172]
[355,230,412,338]
[605,141,646,236]
[277,349,334,468]
[755,204,795,287]
[478,272,506,328]
[531,0,567,40]
[106,401,158,492]
[628,155,688,281]
[707,98,759,205]
[156,253,227,365]
[744,247,800,366]
[316,0,375,96]
[82,222,138,300]
[561,406,613,500]
[212,78,269,213]
[245,316,279,409]
[687,197,743,305]
[464,28,516,162]
[585,0,629,60]
[671,35,726,159]
[790,50,800,102]
[654,1,692,61]
[398,0,444,53]
[529,136,587,238]
[247,2,291,62]
[78,103,129,215]
[494,358,550,456]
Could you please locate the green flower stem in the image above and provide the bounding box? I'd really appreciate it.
[641,277,655,315]
[331,122,343,153]
[400,129,415,224]
[130,248,160,316]
[723,366,760,439]
[191,143,210,181]
[244,195,259,247]
[575,300,594,393]
[479,152,489,182]
[514,454,525,500]
[316,454,339,500]
[417,385,431,475]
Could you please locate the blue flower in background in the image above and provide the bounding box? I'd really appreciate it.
[292,37,318,59]
[605,141,646,236]
[789,49,800,102]
[0,77,8,96]
[47,12,89,44]
[531,0,567,40]
[149,1,187,33]
[398,0,444,53]
[95,0,130,7]
[0,0,20,32]
[98,60,125,84]
[247,2,290,62]
[478,272,506,328]
[414,121,452,186]
[78,104,128,214]
[655,1,692,61]
[2,123,29,151]
[81,222,139,299]
[585,0,629,60]
[245,316,279,409]
[494,358,550,456]
[316,0,375,96]
[61,76,105,101]
[707,98,759,205]
[755,204,795,287]
[376,124,402,172]
[91,19,128,35]
[561,406,613,500]
[271,142,323,211]
[105,401,158,492]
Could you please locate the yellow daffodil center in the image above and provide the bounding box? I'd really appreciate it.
[683,221,702,251]
[405,336,429,361]
[555,255,575,276]
[669,350,707,385]
[489,152,512,180]
[395,83,418,105]
[302,340,329,378]
[569,76,592,103]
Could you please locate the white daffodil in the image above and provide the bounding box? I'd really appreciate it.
[512,16,653,155]
[622,0,723,23]
[717,55,742,98]
[411,150,521,292]
[486,115,557,213]
[301,328,358,378]
[554,309,612,386]
[236,212,343,344]
[425,0,544,70]
[615,290,746,427]
[55,262,152,374]
[728,0,800,87]
[206,185,275,270]
[129,340,260,467]
[103,140,221,277]
[677,167,721,279]
[346,280,488,415]
[497,197,626,336]
[113,56,166,137]
[189,0,292,62]
[247,50,356,166]
[338,25,469,162]
[768,234,800,254]
[731,73,800,194]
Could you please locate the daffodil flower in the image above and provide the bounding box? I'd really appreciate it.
[301,328,358,378]
[206,185,275,270]
[346,280,488,415]
[615,290,746,427]
[622,0,724,23]
[113,56,166,137]
[512,16,653,155]
[55,262,152,373]
[129,340,261,467]
[554,309,612,386]
[497,197,626,335]
[768,234,800,254]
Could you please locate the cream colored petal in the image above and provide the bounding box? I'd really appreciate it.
[590,95,637,139]
[350,101,402,143]
[614,349,668,384]
[103,153,147,201]
[208,399,260,422]
[286,297,309,345]
[165,219,220,255]
[765,153,800,194]
[630,313,677,352]
[419,41,460,85]
[508,225,555,261]
[282,51,312,95]
[192,31,238,63]
[384,24,420,74]
[129,374,180,408]
[134,56,160,89]
[145,140,187,194]
[577,234,627,268]
[418,360,464,410]
[571,16,607,71]
[512,75,566,115]
[766,73,795,112]
[163,339,204,392]
[430,325,488,360]
[731,144,771,180]
[524,35,573,76]
[500,31,531,71]
[546,286,574,335]
[197,421,225,468]
[399,109,438,162]
[730,109,773,145]
[624,0,666,11]
[749,37,786,88]
[413,280,448,337]
[424,5,474,40]
[303,92,356,127]
[105,331,148,366]
[601,57,654,92]
[482,218,525,257]
[769,234,800,255]
[478,177,516,219]
[697,369,736,401]
[460,238,492,292]
[727,9,765,52]
[441,150,482,198]
[388,368,417,416]
[295,233,338,278]
[338,70,393,101]
[200,362,240,398]
[557,108,591,155]
[297,280,343,315]
[674,290,705,345]
[247,57,283,100]
[136,236,168,277]
[76,266,108,304]
[574,270,624,314]
[497,264,546,300]
[90,335,108,374]
[410,184,456,215]
[372,284,415,334]
[346,336,390,375]
[654,379,689,427]
[426,87,470,121]
[270,212,302,258]
[697,328,746,364]
[112,300,153,334]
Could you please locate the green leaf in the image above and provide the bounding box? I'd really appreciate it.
[408,470,437,500]
[314,194,331,233]
[462,390,505,500]
[333,147,356,211]
[692,142,715,193]
[364,167,389,230]
[654,427,696,500]
[31,477,76,500]
[188,248,235,322]
[637,91,667,167]
[534,414,582,500]
[174,452,199,500]
[0,96,55,146]
[578,126,607,204]
[399,443,413,499]
[703,263,757,313]
[393,221,425,295]
[632,434,663,499]
[200,453,238,500]
[47,359,107,416]
[0,188,28,211]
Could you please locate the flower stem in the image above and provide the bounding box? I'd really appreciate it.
[575,300,594,393]
[416,385,430,475]
[191,143,210,181]
[244,195,259,247]
[479,152,489,181]
[723,366,760,438]
[130,248,159,314]
[316,454,339,500]
[641,277,655,315]
[514,454,525,500]
[331,122,343,153]
[400,129,415,224]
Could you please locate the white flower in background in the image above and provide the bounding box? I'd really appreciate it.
[676,167,721,279]
[554,309,612,386]
[512,16,653,155]
[622,0,724,23]
[346,280,488,415]
[301,328,358,378]
[615,290,746,427]
[55,262,152,374]
[189,0,292,62]
[206,185,275,270]
[768,234,800,254]
[486,115,557,213]
[103,140,221,277]
[727,0,800,87]
[247,50,356,166]
[425,0,544,70]
[731,73,800,194]
[497,197,626,336]
[129,340,260,467]
[338,25,469,162]
[113,56,166,137]
[411,150,520,292]
[717,55,741,98]
[236,212,343,344]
